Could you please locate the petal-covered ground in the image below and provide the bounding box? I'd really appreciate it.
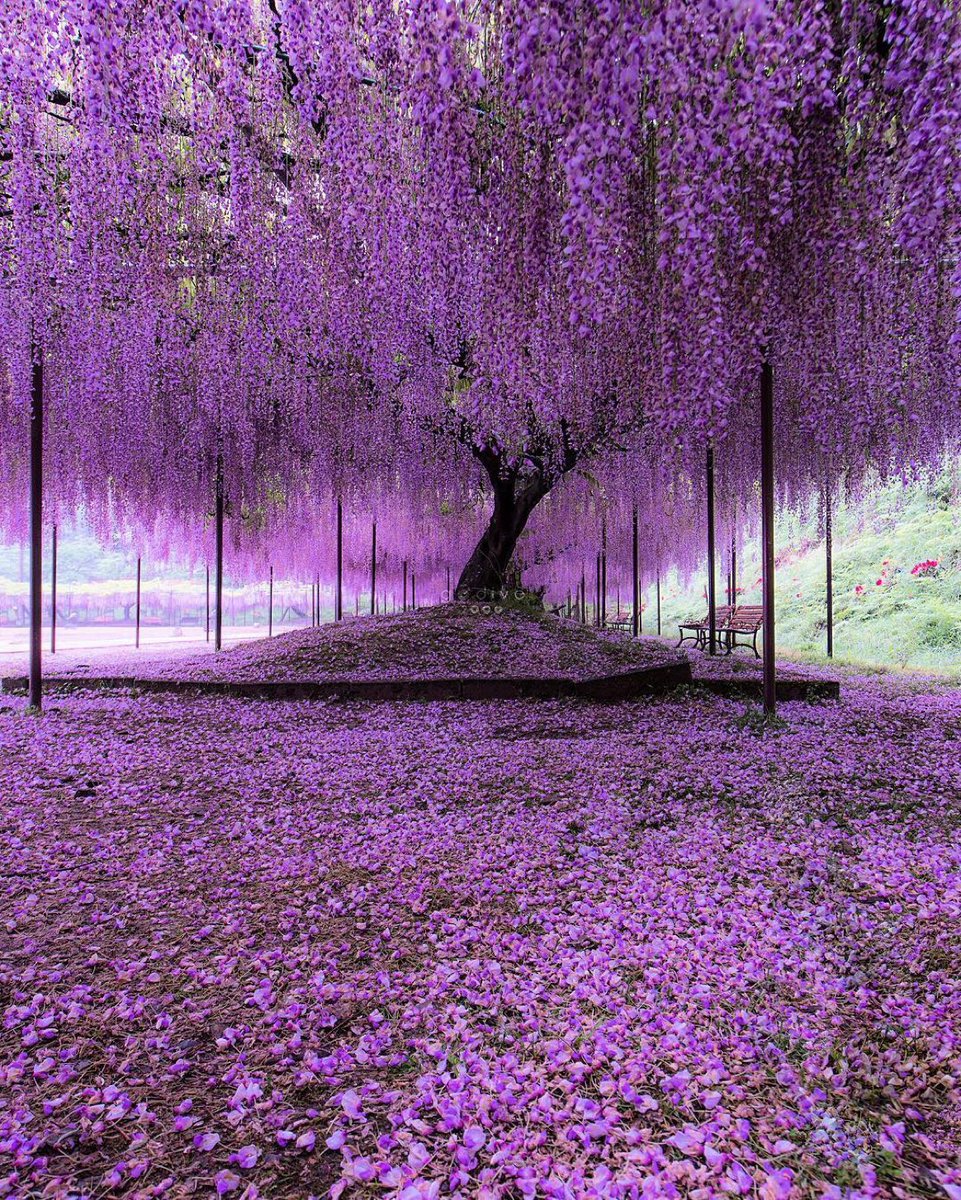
[1,676,960,1199]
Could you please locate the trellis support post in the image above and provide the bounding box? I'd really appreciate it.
[761,358,777,714]
[50,523,57,655]
[707,445,717,655]
[28,348,43,710]
[214,460,224,652]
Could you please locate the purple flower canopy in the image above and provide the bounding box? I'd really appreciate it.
[0,0,958,578]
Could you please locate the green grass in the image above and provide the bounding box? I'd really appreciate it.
[649,468,961,673]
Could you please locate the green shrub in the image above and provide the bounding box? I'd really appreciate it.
[918,606,961,649]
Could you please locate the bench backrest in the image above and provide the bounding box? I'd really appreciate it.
[728,604,764,629]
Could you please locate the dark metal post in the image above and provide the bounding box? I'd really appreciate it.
[214,462,224,652]
[580,570,586,624]
[205,566,210,641]
[446,565,451,601]
[370,522,377,615]
[761,359,776,714]
[402,560,408,612]
[411,572,416,610]
[825,475,834,658]
[706,445,717,655]
[28,349,43,709]
[50,523,57,654]
[136,557,142,648]
[600,520,607,627]
[632,505,640,638]
[656,570,662,636]
[268,565,274,637]
[731,534,737,608]
[595,553,601,627]
[335,499,343,622]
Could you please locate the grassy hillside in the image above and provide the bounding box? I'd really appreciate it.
[654,470,961,673]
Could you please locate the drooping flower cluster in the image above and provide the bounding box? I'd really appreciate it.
[0,0,958,585]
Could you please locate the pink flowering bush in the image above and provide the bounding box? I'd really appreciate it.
[911,560,941,578]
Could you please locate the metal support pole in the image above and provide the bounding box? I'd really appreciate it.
[731,534,737,608]
[50,523,57,654]
[402,560,408,612]
[214,462,224,652]
[632,505,640,638]
[446,565,451,601]
[411,572,416,610]
[600,520,607,627]
[656,570,662,636]
[580,570,586,623]
[335,499,343,622]
[28,349,43,710]
[268,565,273,637]
[706,445,717,655]
[136,557,142,648]
[205,566,210,642]
[761,359,776,714]
[595,553,601,627]
[825,475,834,658]
[370,522,377,615]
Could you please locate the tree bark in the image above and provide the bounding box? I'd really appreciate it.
[455,472,549,597]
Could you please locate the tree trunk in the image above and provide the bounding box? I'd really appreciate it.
[455,477,548,598]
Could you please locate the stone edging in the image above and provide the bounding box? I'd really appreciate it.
[1,659,693,702]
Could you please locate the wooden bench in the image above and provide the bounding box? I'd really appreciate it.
[677,605,734,650]
[605,610,634,633]
[719,605,764,657]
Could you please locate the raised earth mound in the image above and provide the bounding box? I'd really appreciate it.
[3,604,688,692]
[194,603,682,683]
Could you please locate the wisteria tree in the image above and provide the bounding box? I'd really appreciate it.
[0,0,958,594]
